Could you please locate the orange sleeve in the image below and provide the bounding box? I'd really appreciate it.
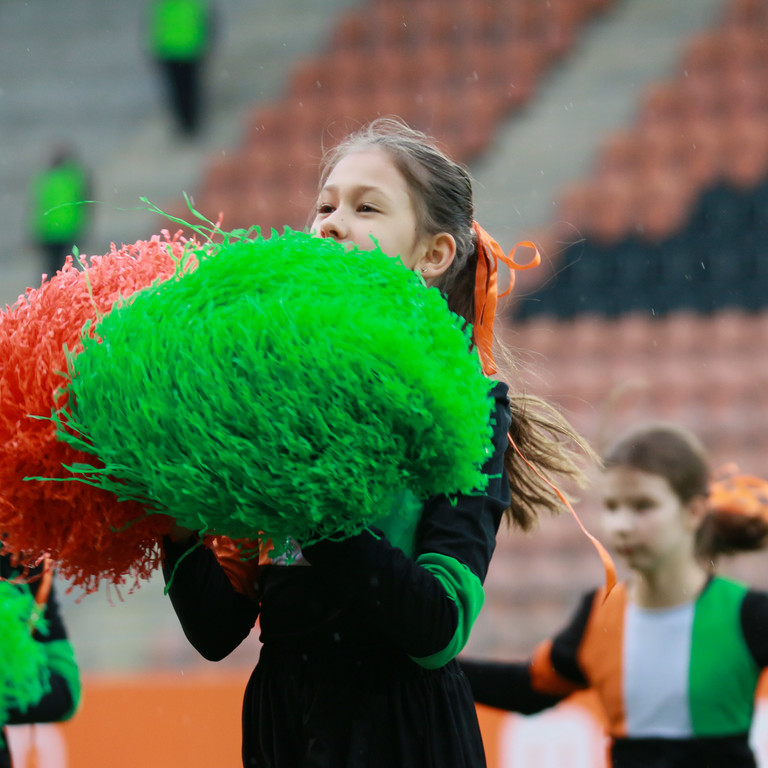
[577,583,627,736]
[530,639,588,697]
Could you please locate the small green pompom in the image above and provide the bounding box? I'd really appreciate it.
[57,230,494,551]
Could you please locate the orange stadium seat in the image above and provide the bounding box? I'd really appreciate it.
[721,26,768,75]
[412,2,464,47]
[586,176,636,246]
[708,309,753,354]
[540,0,584,58]
[242,103,285,147]
[720,114,768,190]
[566,314,616,360]
[659,310,707,356]
[368,3,412,48]
[723,0,768,27]
[463,0,502,41]
[638,82,688,130]
[508,1,549,46]
[724,75,768,124]
[633,166,696,244]
[551,181,594,244]
[200,154,244,198]
[612,313,658,359]
[504,317,564,364]
[331,9,368,51]
[683,31,728,79]
[288,58,326,100]
[677,121,722,188]
[638,124,693,177]
[597,129,641,183]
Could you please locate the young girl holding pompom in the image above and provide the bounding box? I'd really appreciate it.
[462,423,768,768]
[162,118,595,768]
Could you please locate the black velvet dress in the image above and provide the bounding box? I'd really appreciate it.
[163,382,512,768]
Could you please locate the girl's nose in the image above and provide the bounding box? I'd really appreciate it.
[609,508,635,534]
[319,211,347,240]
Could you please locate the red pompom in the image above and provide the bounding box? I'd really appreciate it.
[0,232,197,593]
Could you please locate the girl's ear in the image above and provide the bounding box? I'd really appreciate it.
[685,494,709,532]
[418,232,456,282]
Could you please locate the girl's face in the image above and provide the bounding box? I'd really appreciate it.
[311,148,431,270]
[600,466,699,575]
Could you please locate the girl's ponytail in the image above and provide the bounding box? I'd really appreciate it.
[696,475,768,560]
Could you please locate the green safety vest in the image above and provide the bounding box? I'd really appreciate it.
[30,163,89,243]
[149,0,209,60]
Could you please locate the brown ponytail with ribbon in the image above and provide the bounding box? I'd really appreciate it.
[472,224,615,591]
[697,473,768,560]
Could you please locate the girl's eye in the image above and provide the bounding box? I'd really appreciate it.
[632,498,656,513]
[317,203,334,214]
[358,204,378,213]
[603,500,617,512]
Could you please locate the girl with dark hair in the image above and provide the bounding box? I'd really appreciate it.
[461,422,768,768]
[162,117,595,768]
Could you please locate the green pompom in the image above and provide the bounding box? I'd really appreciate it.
[0,581,50,733]
[57,230,494,551]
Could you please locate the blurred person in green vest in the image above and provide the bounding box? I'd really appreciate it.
[27,144,91,280]
[147,0,215,137]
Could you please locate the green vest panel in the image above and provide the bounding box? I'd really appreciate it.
[689,577,761,735]
[150,0,209,60]
[30,163,88,243]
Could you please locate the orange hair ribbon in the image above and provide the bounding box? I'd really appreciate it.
[709,474,768,521]
[473,221,541,376]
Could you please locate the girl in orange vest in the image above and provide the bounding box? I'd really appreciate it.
[462,423,768,768]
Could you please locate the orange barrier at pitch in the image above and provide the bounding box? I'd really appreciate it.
[7,671,768,767]
[9,672,246,768]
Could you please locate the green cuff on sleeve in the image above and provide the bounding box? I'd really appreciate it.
[410,553,485,670]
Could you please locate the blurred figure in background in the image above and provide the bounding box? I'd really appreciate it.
[27,144,91,280]
[0,548,81,768]
[462,423,768,768]
[146,0,216,137]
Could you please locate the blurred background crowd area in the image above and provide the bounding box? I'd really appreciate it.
[2,0,768,674]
